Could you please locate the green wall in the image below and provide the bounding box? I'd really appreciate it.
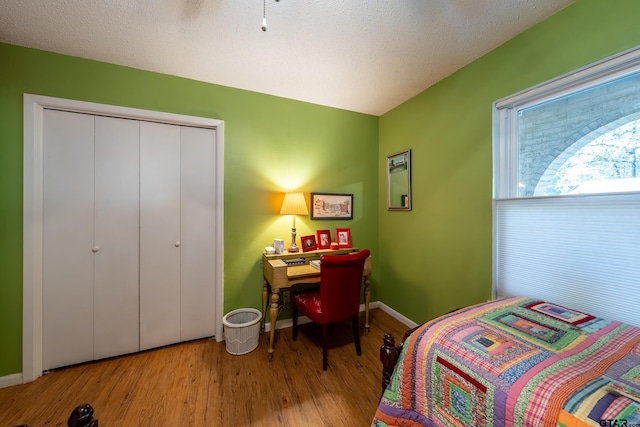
[378,0,640,323]
[0,43,379,377]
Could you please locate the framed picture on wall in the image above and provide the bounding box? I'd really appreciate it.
[310,193,354,220]
[301,235,318,252]
[316,229,332,249]
[335,228,351,248]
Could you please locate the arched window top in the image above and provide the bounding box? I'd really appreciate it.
[536,118,640,196]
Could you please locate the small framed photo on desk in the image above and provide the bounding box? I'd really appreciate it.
[335,228,351,248]
[316,229,331,249]
[301,235,317,252]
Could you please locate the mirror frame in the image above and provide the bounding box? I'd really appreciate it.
[386,149,412,211]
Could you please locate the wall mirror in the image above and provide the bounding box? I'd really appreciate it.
[387,149,412,210]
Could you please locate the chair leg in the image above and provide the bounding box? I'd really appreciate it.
[352,316,362,356]
[292,304,299,341]
[322,324,328,370]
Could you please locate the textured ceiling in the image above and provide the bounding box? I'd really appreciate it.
[0,0,574,115]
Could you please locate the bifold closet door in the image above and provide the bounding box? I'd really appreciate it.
[43,110,95,370]
[43,111,140,370]
[139,121,182,351]
[180,126,217,341]
[139,123,217,349]
[93,116,140,360]
[42,111,218,368]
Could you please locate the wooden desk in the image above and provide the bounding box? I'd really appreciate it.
[262,248,372,359]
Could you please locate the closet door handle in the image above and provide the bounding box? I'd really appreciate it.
[92,246,100,253]
[175,241,181,247]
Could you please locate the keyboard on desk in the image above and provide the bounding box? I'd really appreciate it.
[282,258,305,266]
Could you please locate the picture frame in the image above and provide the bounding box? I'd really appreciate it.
[300,234,318,252]
[310,192,354,220]
[316,229,332,249]
[335,228,352,248]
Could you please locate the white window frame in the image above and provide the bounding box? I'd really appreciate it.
[492,46,640,327]
[494,45,640,199]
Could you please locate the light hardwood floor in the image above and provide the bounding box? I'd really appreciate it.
[0,308,409,427]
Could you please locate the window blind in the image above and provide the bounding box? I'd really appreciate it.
[494,193,640,326]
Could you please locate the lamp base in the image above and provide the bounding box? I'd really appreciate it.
[288,227,299,252]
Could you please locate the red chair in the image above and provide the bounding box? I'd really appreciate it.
[291,249,371,370]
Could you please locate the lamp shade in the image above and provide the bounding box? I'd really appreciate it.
[280,192,309,216]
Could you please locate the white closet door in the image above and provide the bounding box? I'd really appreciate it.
[180,126,217,341]
[93,116,140,359]
[139,121,181,351]
[42,110,95,370]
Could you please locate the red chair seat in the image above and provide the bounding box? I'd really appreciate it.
[291,291,324,323]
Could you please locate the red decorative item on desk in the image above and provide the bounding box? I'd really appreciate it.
[316,229,332,249]
[301,235,317,252]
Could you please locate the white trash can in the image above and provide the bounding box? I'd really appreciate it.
[222,308,262,355]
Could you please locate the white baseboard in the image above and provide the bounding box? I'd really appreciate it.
[0,373,23,389]
[264,313,312,332]
[263,301,417,332]
[372,301,418,329]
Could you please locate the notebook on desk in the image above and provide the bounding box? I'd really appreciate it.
[309,260,321,270]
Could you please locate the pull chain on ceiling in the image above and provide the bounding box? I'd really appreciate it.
[262,0,280,32]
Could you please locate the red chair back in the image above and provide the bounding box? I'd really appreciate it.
[319,249,370,324]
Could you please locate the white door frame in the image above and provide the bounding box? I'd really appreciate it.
[23,94,225,383]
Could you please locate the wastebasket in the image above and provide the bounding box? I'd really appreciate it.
[222,308,262,355]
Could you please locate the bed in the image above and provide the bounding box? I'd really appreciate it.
[373,296,640,427]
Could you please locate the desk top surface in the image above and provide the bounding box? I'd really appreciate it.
[263,247,360,261]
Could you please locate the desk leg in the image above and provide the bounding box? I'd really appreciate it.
[268,289,280,360]
[364,275,371,333]
[261,278,268,332]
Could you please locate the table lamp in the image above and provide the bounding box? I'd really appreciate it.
[280,192,309,253]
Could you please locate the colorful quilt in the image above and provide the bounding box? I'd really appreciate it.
[373,297,640,427]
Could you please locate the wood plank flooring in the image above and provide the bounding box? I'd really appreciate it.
[0,308,409,427]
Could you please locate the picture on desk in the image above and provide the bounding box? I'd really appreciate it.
[301,235,318,252]
[336,228,352,248]
[316,229,332,249]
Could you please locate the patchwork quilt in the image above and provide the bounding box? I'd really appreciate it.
[373,297,640,427]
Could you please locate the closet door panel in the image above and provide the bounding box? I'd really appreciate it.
[93,116,140,359]
[180,126,217,341]
[139,121,181,351]
[42,110,95,370]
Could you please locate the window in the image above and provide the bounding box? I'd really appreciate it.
[493,46,640,326]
